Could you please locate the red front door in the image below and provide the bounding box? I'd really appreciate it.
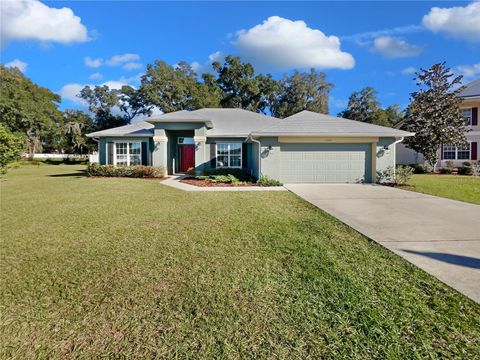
[179,145,195,172]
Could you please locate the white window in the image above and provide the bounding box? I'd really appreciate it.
[457,145,470,160]
[216,143,242,168]
[115,142,142,166]
[178,137,195,145]
[461,108,472,126]
[443,143,470,160]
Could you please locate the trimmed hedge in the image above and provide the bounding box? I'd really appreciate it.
[87,163,166,178]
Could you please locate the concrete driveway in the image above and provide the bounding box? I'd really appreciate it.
[285,184,480,303]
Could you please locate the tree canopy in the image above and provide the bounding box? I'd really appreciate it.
[1,55,412,161]
[402,62,468,168]
[271,69,332,118]
[338,86,402,127]
[0,65,63,153]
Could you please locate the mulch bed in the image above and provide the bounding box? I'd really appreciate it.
[180,178,258,187]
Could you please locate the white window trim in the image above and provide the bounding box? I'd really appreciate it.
[443,143,471,161]
[215,143,242,169]
[461,108,472,126]
[113,140,142,166]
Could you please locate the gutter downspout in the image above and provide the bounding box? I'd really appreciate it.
[247,134,261,181]
[392,137,404,179]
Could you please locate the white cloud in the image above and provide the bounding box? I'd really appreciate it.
[330,96,347,109]
[58,83,86,105]
[106,53,140,66]
[372,36,422,59]
[133,106,163,123]
[191,51,225,74]
[401,66,417,75]
[342,24,424,44]
[457,63,480,80]
[5,59,28,73]
[84,56,103,68]
[85,53,142,69]
[233,16,355,70]
[59,74,142,105]
[423,2,480,41]
[1,0,88,47]
[123,62,143,71]
[88,72,103,80]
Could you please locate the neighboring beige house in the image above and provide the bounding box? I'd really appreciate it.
[397,78,479,167]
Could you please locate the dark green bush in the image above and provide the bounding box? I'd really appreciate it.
[86,163,166,178]
[199,168,254,182]
[438,167,456,174]
[408,163,431,174]
[457,166,473,175]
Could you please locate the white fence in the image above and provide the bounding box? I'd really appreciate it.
[23,153,90,160]
[89,153,99,163]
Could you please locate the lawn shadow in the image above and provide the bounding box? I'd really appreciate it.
[48,170,88,178]
[403,250,480,269]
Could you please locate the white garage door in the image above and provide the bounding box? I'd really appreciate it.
[280,143,371,183]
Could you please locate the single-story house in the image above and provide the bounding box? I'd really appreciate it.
[397,78,479,167]
[87,108,413,183]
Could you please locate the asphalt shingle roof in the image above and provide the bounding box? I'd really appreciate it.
[87,108,413,138]
[145,108,279,137]
[459,79,480,98]
[251,110,414,137]
[87,121,154,137]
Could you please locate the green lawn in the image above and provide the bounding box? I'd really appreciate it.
[408,174,480,205]
[1,165,479,359]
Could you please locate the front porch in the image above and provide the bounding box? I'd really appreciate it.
[152,123,209,175]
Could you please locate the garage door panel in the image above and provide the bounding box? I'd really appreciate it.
[280,143,371,183]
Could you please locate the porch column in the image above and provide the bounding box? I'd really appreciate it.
[193,135,207,174]
[152,129,168,172]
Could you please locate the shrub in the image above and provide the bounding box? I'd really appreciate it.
[45,158,88,165]
[439,167,455,174]
[408,163,431,174]
[473,163,480,176]
[86,164,166,178]
[377,166,395,184]
[196,174,240,183]
[457,166,473,175]
[200,168,254,182]
[395,165,414,185]
[445,160,455,169]
[258,175,283,187]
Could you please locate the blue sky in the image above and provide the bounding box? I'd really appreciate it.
[2,1,479,116]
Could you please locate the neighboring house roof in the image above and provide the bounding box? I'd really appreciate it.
[87,121,154,138]
[251,110,414,137]
[146,108,279,137]
[459,79,480,99]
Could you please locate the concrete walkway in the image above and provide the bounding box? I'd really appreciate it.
[161,175,287,192]
[285,184,480,303]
